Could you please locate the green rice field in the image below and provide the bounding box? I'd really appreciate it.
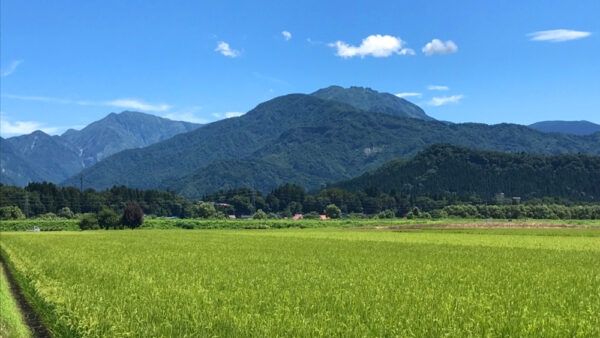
[1,227,599,336]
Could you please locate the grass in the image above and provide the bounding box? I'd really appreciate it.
[2,217,600,232]
[1,227,599,336]
[0,264,31,338]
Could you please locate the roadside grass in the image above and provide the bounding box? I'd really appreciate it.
[0,264,31,338]
[1,228,599,336]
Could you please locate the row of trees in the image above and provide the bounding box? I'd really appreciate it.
[1,182,599,220]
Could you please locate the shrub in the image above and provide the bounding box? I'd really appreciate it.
[195,202,217,219]
[325,204,341,219]
[98,208,121,229]
[253,209,267,219]
[303,211,321,219]
[0,206,25,220]
[58,207,75,219]
[79,213,100,230]
[122,204,144,229]
[376,209,396,219]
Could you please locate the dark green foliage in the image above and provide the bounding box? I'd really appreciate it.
[529,120,600,135]
[0,206,25,220]
[335,144,600,202]
[97,208,121,229]
[311,85,433,120]
[325,204,341,219]
[62,92,600,199]
[122,204,144,229]
[0,182,193,218]
[79,213,100,230]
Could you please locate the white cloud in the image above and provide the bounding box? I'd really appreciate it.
[282,30,292,41]
[395,92,422,98]
[427,85,449,91]
[422,39,458,56]
[212,112,244,119]
[329,34,415,58]
[163,112,207,124]
[215,41,240,57]
[1,60,23,77]
[528,29,591,42]
[428,95,464,106]
[106,99,171,112]
[0,113,61,137]
[2,93,170,112]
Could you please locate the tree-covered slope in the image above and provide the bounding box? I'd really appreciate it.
[311,85,434,120]
[528,120,600,135]
[334,144,600,201]
[61,91,600,198]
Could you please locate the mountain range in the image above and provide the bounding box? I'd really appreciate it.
[333,144,600,202]
[61,86,600,199]
[0,111,200,186]
[528,120,600,135]
[3,85,599,198]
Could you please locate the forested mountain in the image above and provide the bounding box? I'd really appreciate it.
[63,90,600,199]
[0,111,201,186]
[311,85,433,120]
[334,144,600,202]
[528,120,600,135]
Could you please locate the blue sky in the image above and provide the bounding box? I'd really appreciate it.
[1,0,598,137]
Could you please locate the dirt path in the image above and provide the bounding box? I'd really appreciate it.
[352,222,595,230]
[0,255,51,338]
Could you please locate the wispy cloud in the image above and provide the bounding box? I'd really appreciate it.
[395,92,422,98]
[282,30,292,41]
[329,34,415,58]
[212,112,244,119]
[422,39,458,56]
[215,41,240,57]
[427,85,449,91]
[528,29,591,42]
[106,99,171,112]
[428,95,464,106]
[2,93,171,112]
[1,60,23,77]
[0,113,63,137]
[162,106,207,124]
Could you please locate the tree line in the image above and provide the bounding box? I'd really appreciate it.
[1,182,599,221]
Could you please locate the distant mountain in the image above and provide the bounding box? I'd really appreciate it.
[528,120,600,135]
[63,91,600,199]
[311,85,434,121]
[333,144,600,202]
[61,111,200,167]
[0,111,201,186]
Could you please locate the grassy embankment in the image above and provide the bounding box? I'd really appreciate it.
[0,264,31,338]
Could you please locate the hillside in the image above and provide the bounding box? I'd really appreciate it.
[529,120,600,135]
[0,111,201,186]
[63,90,600,199]
[311,85,433,120]
[333,144,600,201]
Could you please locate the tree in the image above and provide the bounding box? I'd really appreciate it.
[79,213,100,230]
[253,209,267,219]
[195,202,217,219]
[98,208,121,229]
[122,204,144,229]
[0,206,25,220]
[57,207,75,219]
[325,204,341,219]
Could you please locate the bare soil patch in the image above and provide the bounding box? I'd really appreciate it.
[0,255,50,338]
[352,222,595,230]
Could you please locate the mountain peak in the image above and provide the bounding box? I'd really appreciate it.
[311,85,434,121]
